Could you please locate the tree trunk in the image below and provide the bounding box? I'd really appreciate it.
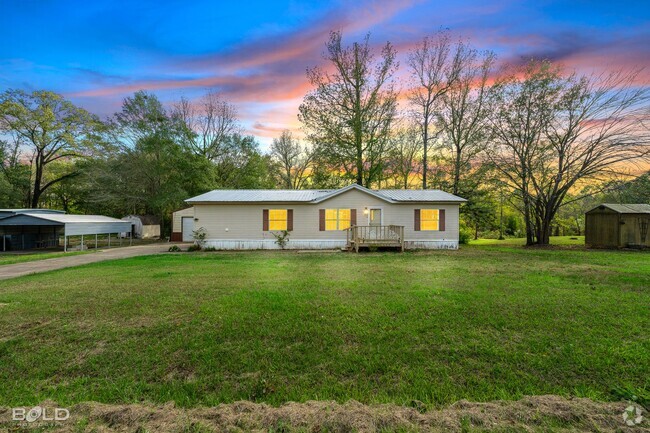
[453,145,461,195]
[422,119,428,190]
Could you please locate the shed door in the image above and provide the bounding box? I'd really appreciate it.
[182,217,194,242]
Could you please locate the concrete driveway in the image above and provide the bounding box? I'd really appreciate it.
[0,243,188,281]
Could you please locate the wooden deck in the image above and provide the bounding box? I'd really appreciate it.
[346,225,405,252]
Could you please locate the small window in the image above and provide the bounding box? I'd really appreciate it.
[420,209,440,231]
[269,209,288,231]
[325,209,351,230]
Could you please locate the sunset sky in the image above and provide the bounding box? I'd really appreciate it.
[1,0,648,149]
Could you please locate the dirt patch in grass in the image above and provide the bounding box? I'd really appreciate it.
[1,395,646,432]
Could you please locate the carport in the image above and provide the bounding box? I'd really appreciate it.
[0,213,133,252]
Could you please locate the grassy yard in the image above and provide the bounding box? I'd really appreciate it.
[0,244,647,410]
[0,250,87,266]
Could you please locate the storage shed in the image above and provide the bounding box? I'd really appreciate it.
[171,207,194,242]
[121,215,161,239]
[0,213,132,252]
[585,204,650,249]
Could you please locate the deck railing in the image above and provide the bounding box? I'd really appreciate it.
[346,225,405,252]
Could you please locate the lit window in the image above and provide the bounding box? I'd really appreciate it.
[269,209,287,231]
[325,209,352,230]
[421,209,439,231]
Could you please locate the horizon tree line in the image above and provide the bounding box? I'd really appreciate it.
[1,30,648,244]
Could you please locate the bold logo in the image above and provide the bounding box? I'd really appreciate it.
[12,406,70,422]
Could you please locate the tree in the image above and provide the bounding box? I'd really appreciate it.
[386,123,422,188]
[487,61,650,245]
[437,46,495,195]
[172,90,240,161]
[407,31,463,189]
[212,133,276,189]
[106,91,213,234]
[0,139,31,207]
[0,90,105,208]
[299,31,398,187]
[270,130,315,189]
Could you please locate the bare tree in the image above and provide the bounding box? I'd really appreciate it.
[437,47,495,195]
[487,60,650,245]
[407,31,463,189]
[173,90,240,161]
[299,31,398,187]
[386,122,422,188]
[270,130,315,189]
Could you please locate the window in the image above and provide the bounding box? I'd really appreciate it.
[325,209,351,230]
[269,209,288,231]
[420,209,440,231]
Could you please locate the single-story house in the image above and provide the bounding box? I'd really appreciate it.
[185,184,466,250]
[121,215,161,239]
[171,207,195,242]
[585,203,650,248]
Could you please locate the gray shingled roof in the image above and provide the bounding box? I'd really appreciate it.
[186,184,466,204]
[590,204,650,214]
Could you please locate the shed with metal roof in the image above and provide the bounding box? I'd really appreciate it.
[0,212,132,252]
[585,204,650,248]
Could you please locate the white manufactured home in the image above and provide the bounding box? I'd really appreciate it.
[184,184,466,250]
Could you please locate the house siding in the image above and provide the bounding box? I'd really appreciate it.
[193,189,460,249]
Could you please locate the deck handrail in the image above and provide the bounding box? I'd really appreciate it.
[345,225,405,252]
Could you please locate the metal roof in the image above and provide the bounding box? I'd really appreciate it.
[376,189,467,202]
[588,203,650,214]
[186,184,466,204]
[186,189,330,203]
[0,213,129,225]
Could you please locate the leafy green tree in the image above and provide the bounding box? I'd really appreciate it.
[0,90,106,208]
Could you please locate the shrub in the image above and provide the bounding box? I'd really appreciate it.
[272,230,290,249]
[187,244,202,252]
[192,227,207,249]
[459,227,472,244]
[168,245,182,252]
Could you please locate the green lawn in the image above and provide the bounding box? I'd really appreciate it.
[0,245,648,410]
[0,250,87,266]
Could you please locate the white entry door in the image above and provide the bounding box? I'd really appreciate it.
[182,217,194,242]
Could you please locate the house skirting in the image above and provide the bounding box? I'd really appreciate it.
[203,239,459,250]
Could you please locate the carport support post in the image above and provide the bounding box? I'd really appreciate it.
[64,227,67,252]
[95,234,98,250]
[81,235,84,250]
[108,233,111,248]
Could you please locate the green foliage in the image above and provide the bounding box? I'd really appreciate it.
[458,226,472,244]
[168,245,182,252]
[192,227,207,249]
[0,89,106,208]
[604,172,650,204]
[272,230,290,249]
[187,244,202,252]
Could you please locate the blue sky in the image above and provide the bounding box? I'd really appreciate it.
[1,0,648,148]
